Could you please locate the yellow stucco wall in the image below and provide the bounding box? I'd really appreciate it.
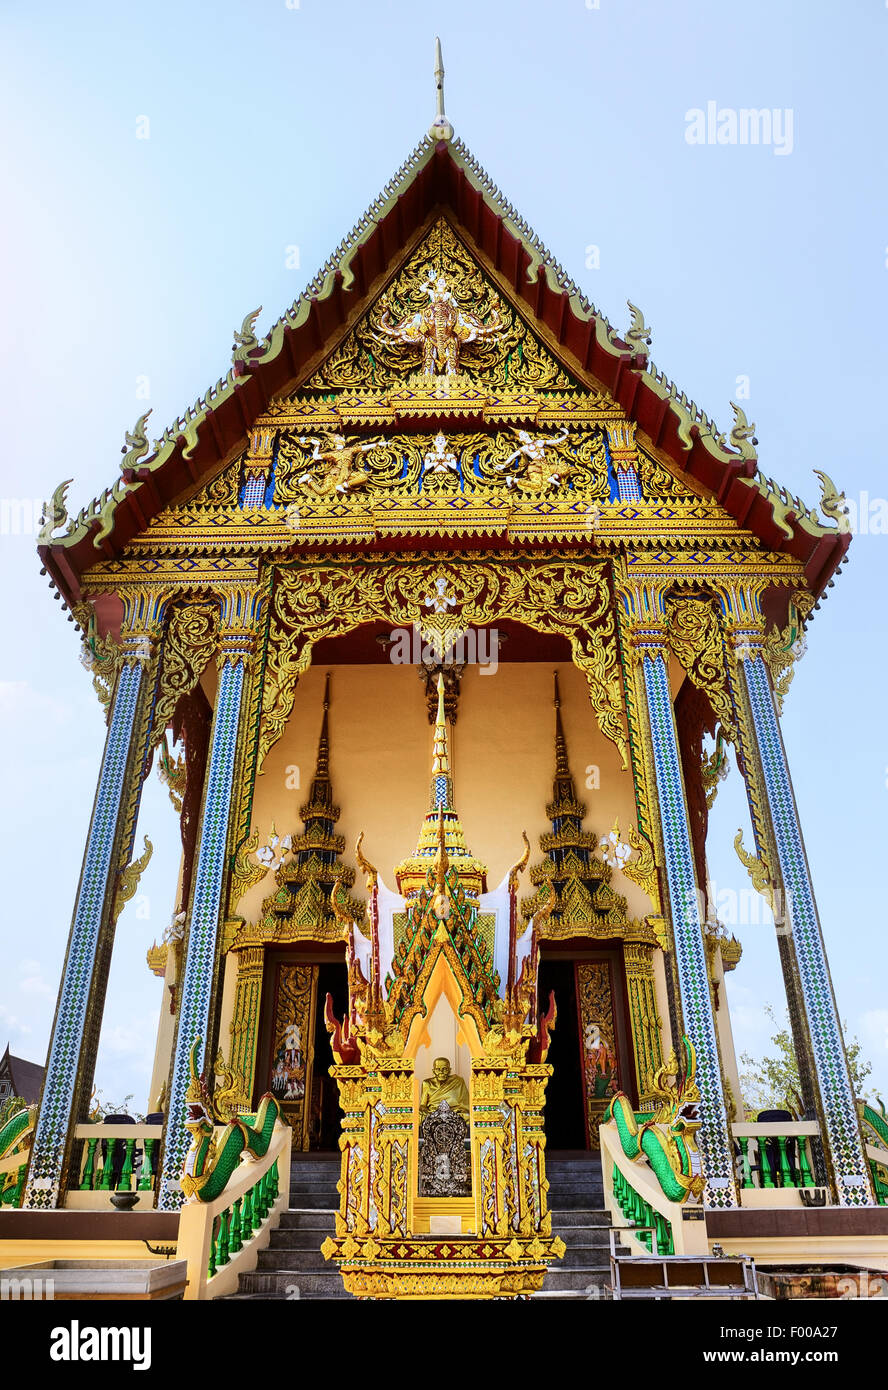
[235,659,652,924]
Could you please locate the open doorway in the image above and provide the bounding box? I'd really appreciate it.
[537,958,586,1150]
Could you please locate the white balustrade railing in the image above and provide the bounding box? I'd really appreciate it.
[176,1119,292,1300]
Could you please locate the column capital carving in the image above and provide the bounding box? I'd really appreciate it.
[616,582,670,661]
[120,588,177,661]
[217,586,269,668]
[711,581,768,659]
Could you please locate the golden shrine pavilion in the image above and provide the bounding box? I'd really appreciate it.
[4,43,887,1301]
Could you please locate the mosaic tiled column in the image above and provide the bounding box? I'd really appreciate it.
[157,623,255,1210]
[24,641,155,1208]
[625,597,737,1207]
[733,630,873,1206]
[723,606,821,1131]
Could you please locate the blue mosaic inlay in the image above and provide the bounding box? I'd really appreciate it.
[743,657,871,1206]
[24,662,145,1209]
[158,659,245,1210]
[616,468,642,502]
[643,653,736,1208]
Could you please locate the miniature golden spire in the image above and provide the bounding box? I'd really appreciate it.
[552,670,577,805]
[304,672,333,813]
[395,674,486,898]
[434,805,450,888]
[429,36,454,142]
[553,670,570,778]
[431,807,452,921]
[430,672,453,809]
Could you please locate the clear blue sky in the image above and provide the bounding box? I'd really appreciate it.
[0,0,885,1108]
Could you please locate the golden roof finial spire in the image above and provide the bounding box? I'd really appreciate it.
[429,37,454,143]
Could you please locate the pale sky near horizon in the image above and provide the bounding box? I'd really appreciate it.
[0,0,886,1109]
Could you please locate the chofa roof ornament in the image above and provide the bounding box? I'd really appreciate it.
[429,37,453,143]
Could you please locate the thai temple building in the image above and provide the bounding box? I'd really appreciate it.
[2,45,886,1300]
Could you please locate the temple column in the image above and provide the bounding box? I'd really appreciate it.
[723,590,874,1206]
[622,926,663,1107]
[620,586,737,1207]
[23,601,164,1208]
[228,947,265,1109]
[157,591,266,1210]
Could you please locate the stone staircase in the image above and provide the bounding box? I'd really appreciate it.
[232,1153,346,1300]
[230,1150,614,1300]
[534,1152,613,1301]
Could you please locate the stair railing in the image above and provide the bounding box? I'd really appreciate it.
[177,1119,292,1300]
[64,1123,163,1207]
[600,1121,708,1257]
[865,1143,888,1206]
[731,1121,820,1196]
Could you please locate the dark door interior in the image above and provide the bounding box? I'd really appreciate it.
[311,962,348,1150]
[537,958,587,1150]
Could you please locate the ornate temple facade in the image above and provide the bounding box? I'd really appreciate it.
[8,60,887,1297]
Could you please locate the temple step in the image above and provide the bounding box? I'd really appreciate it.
[550,1195,605,1206]
[233,1199,348,1301]
[535,1159,616,1298]
[545,1155,605,1210]
[256,1247,337,1273]
[233,1270,351,1300]
[286,1156,341,1211]
[277,1209,338,1230]
[287,1187,341,1207]
[537,1267,611,1294]
[550,1209,610,1227]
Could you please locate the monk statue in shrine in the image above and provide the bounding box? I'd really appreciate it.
[419,1057,470,1120]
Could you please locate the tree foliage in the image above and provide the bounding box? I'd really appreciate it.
[740,1004,873,1118]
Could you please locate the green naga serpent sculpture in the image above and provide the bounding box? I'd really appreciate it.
[0,1104,36,1207]
[181,1039,282,1204]
[604,1037,706,1205]
[859,1098,888,1205]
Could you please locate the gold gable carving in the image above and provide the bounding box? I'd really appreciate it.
[307,218,573,392]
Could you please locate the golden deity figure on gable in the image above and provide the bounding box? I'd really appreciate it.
[373,269,503,376]
[295,434,383,497]
[496,428,573,493]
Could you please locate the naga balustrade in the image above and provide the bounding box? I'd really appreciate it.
[865,1144,888,1206]
[176,1118,291,1300]
[731,1122,819,1195]
[601,1120,708,1259]
[64,1123,164,1208]
[0,1105,37,1208]
[860,1104,888,1206]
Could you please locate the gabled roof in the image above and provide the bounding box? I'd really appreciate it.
[0,1045,44,1104]
[38,133,849,608]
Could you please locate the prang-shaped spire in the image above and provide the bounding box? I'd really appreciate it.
[302,670,334,816]
[257,673,362,940]
[522,671,627,934]
[552,669,578,810]
[396,674,485,898]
